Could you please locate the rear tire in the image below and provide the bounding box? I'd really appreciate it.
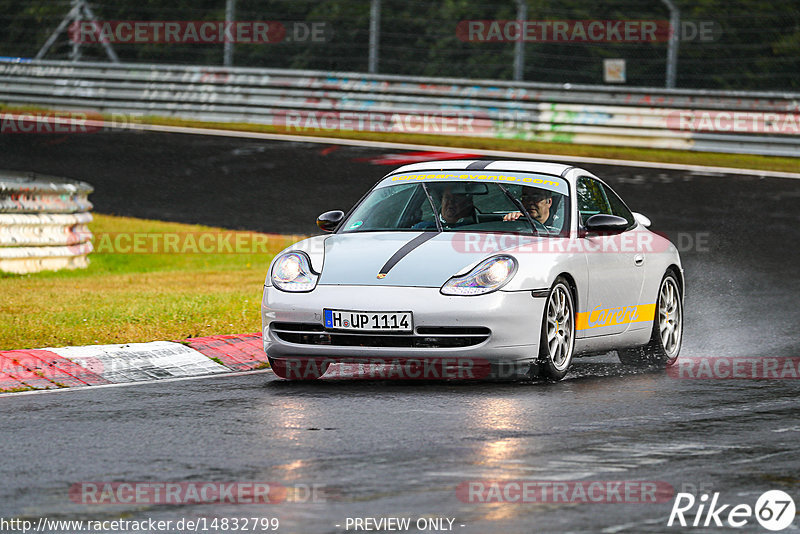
[618,272,683,367]
[535,277,576,381]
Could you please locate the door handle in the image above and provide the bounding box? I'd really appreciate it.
[634,254,644,266]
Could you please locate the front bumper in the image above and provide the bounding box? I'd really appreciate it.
[261,284,544,364]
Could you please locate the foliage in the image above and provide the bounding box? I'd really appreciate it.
[0,1,797,89]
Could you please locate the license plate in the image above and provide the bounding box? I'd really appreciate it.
[324,309,412,332]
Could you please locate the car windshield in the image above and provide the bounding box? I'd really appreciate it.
[339,181,569,235]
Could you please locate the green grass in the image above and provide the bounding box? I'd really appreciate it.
[0,214,301,350]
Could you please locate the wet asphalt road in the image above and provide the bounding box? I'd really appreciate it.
[2,369,799,533]
[1,131,799,533]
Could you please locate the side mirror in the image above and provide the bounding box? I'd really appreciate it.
[584,214,629,233]
[633,212,652,228]
[316,210,344,232]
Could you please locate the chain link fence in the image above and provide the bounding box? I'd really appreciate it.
[0,0,798,90]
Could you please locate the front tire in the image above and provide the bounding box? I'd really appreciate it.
[536,277,576,381]
[618,272,683,366]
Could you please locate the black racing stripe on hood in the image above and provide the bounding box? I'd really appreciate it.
[378,232,439,278]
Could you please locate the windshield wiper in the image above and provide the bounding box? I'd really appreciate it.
[420,183,443,232]
[498,185,538,235]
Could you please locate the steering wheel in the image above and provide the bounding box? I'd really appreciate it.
[501,212,547,234]
[530,218,548,235]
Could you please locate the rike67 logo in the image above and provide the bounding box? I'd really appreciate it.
[668,490,796,531]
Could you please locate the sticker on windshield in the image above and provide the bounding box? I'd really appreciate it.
[349,221,363,229]
[379,171,568,196]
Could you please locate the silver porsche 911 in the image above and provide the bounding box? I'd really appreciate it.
[261,160,683,381]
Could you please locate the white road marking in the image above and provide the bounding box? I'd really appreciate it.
[0,368,274,398]
[48,341,229,383]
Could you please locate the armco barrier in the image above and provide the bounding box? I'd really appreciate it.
[0,171,93,274]
[0,59,798,156]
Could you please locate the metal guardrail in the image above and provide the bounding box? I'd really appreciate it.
[0,59,798,157]
[0,171,93,274]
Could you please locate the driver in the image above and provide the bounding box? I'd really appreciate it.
[503,188,555,226]
[414,185,475,229]
[440,186,474,225]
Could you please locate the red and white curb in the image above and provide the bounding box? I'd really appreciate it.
[0,333,269,394]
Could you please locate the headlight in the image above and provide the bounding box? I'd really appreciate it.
[270,251,318,292]
[441,256,517,296]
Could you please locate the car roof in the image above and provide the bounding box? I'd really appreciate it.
[387,160,575,177]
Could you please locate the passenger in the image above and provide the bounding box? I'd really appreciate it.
[503,188,555,226]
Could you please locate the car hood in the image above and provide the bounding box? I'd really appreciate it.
[317,231,538,287]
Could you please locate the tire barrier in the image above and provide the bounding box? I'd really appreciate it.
[0,59,798,157]
[0,171,93,274]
